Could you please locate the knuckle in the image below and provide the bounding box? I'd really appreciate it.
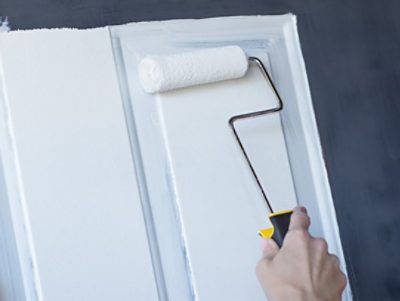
[314,238,328,253]
[330,254,340,267]
[290,228,309,240]
[339,272,348,290]
[302,213,311,224]
[293,212,310,225]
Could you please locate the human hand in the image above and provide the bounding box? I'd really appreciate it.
[256,207,347,301]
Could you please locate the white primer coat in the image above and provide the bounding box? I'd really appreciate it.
[0,15,352,301]
[112,15,352,301]
[138,46,248,93]
[0,28,158,300]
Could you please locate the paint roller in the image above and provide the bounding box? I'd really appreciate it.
[138,45,293,247]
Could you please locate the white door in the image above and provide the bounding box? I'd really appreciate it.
[111,14,351,301]
[0,28,158,301]
[0,15,351,301]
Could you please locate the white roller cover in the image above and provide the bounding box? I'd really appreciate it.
[138,45,249,93]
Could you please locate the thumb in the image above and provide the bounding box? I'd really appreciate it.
[261,238,279,260]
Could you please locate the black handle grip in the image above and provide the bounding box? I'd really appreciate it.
[269,211,293,247]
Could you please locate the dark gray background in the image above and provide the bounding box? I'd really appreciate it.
[1,1,399,300]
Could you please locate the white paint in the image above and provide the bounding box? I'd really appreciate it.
[112,31,195,301]
[138,46,248,93]
[158,66,296,300]
[0,28,158,300]
[112,14,352,301]
[0,158,26,301]
[0,15,352,301]
[0,17,9,32]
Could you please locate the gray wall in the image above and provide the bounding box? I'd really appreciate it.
[1,1,399,300]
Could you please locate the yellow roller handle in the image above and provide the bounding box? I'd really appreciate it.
[258,210,293,247]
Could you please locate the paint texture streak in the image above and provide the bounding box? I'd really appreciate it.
[0,17,10,32]
[108,31,168,301]
[0,44,42,301]
[158,101,198,300]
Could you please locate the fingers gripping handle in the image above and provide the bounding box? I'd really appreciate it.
[258,210,293,247]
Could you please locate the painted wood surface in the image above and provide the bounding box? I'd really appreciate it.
[157,61,296,301]
[112,15,350,300]
[1,1,400,299]
[0,159,25,301]
[0,28,158,300]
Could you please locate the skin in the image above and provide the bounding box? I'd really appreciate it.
[256,207,347,301]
